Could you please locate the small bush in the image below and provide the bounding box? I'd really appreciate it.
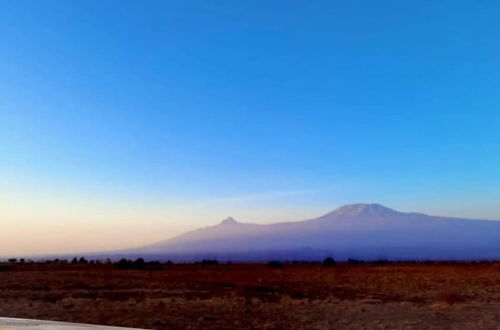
[200,259,219,266]
[147,261,163,270]
[134,258,146,269]
[323,257,336,267]
[267,261,283,269]
[347,258,364,265]
[114,258,164,270]
[114,258,135,270]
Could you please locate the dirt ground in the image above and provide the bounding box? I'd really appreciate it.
[0,262,499,329]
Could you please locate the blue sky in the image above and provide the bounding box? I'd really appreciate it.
[1,1,500,254]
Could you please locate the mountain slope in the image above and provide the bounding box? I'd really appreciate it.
[123,203,500,261]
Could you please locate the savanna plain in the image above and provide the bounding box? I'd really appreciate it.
[1,261,499,330]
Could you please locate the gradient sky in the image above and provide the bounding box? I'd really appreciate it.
[1,1,500,256]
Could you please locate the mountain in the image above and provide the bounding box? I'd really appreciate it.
[116,203,500,261]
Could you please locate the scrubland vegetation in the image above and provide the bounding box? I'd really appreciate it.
[0,259,500,329]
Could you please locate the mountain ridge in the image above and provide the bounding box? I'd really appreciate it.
[114,203,500,261]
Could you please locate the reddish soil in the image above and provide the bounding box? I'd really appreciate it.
[1,263,500,329]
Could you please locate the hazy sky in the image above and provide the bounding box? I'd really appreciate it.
[1,1,500,256]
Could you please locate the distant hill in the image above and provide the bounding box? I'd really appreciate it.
[107,203,500,261]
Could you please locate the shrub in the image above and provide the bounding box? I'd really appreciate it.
[147,261,163,270]
[347,258,364,265]
[323,257,336,267]
[134,258,146,269]
[114,258,133,269]
[267,261,283,269]
[200,259,219,266]
[114,258,163,270]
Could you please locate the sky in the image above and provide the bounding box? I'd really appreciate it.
[1,0,500,256]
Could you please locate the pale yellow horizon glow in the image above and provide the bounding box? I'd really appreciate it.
[0,190,320,257]
[3,185,500,258]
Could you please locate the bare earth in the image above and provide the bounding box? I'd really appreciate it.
[0,263,499,329]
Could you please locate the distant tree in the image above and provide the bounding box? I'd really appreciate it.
[7,258,17,264]
[347,258,364,265]
[114,258,164,270]
[71,257,78,264]
[134,258,145,269]
[323,257,336,267]
[115,258,131,269]
[266,261,283,269]
[200,259,219,266]
[78,257,88,264]
[147,261,163,270]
